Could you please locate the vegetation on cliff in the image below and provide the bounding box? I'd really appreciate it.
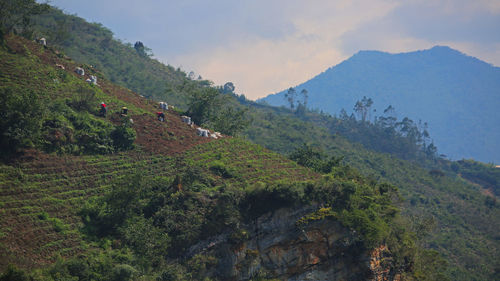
[0,2,499,280]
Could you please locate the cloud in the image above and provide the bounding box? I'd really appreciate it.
[172,36,343,99]
[340,0,500,68]
[167,0,400,99]
[50,0,500,100]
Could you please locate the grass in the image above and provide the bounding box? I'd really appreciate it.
[0,137,316,269]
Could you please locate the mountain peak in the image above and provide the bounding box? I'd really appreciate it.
[429,45,453,51]
[354,45,458,57]
[426,45,465,56]
[261,46,500,163]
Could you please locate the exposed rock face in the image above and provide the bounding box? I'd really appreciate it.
[189,206,401,280]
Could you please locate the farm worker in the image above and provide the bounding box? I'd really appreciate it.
[100,102,107,117]
[157,112,165,122]
[121,106,128,115]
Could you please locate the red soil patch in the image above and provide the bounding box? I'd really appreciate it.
[4,35,218,155]
[110,111,213,155]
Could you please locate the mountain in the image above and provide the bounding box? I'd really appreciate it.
[30,6,211,109]
[0,32,422,279]
[260,46,500,163]
[2,4,499,280]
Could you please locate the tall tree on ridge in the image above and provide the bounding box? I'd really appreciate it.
[284,87,297,109]
[354,96,373,122]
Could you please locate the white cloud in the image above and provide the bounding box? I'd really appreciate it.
[169,0,400,99]
[51,0,500,100]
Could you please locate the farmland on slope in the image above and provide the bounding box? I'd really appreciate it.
[23,7,500,279]
[0,35,320,277]
[0,138,316,270]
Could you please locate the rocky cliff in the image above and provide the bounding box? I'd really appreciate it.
[189,206,402,280]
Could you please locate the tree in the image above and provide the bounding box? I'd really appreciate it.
[284,87,297,109]
[300,89,308,108]
[0,88,45,155]
[208,107,249,136]
[0,265,30,281]
[134,41,144,53]
[186,85,249,136]
[295,89,309,116]
[133,41,152,57]
[111,123,136,151]
[426,142,438,158]
[289,143,343,173]
[0,0,49,40]
[378,105,397,128]
[353,96,373,122]
[186,87,223,125]
[222,82,235,94]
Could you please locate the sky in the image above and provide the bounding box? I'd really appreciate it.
[49,0,500,100]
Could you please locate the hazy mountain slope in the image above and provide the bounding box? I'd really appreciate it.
[260,46,500,163]
[14,7,499,279]
[0,34,419,280]
[241,102,500,280]
[30,6,210,108]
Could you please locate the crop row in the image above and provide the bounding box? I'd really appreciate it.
[0,152,181,268]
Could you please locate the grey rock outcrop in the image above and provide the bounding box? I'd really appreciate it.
[188,206,400,280]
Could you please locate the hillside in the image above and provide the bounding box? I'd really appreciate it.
[260,46,500,164]
[241,102,500,280]
[19,6,500,280]
[0,33,426,280]
[30,6,211,108]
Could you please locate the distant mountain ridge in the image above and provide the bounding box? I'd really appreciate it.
[260,46,500,163]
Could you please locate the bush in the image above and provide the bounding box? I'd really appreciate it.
[0,88,45,155]
[38,211,49,220]
[209,161,235,178]
[241,182,306,219]
[112,264,138,281]
[111,124,136,151]
[0,265,30,281]
[51,217,66,232]
[228,228,249,245]
[156,264,188,281]
[67,86,97,112]
[41,101,116,154]
[119,216,170,267]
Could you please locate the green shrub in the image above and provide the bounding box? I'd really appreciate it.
[0,265,30,281]
[119,216,170,267]
[112,264,138,281]
[209,161,235,178]
[156,264,188,281]
[50,217,66,233]
[0,87,45,155]
[241,182,306,219]
[38,211,48,220]
[186,254,218,280]
[228,228,249,245]
[41,101,116,154]
[67,86,98,112]
[111,125,136,151]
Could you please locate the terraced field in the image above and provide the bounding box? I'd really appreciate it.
[0,34,319,272]
[185,139,317,186]
[0,151,168,269]
[0,138,317,270]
